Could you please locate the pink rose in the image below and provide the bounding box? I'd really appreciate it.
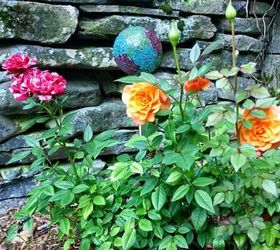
[26,69,67,101]
[2,53,38,75]
[9,74,30,101]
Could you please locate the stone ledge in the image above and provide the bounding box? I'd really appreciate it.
[0,75,102,115]
[79,5,180,18]
[78,15,216,42]
[0,1,79,44]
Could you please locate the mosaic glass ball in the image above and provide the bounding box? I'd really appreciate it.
[113,26,162,75]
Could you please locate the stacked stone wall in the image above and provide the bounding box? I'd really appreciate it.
[0,0,278,213]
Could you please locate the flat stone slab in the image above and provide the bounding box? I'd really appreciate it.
[79,5,179,17]
[219,17,272,35]
[262,54,280,88]
[216,34,263,53]
[46,99,135,135]
[0,45,115,70]
[233,1,277,17]
[268,13,280,54]
[161,49,258,71]
[0,115,19,143]
[78,15,216,42]
[0,1,78,44]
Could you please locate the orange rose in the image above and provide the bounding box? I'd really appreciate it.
[239,105,280,152]
[184,77,210,92]
[122,82,171,125]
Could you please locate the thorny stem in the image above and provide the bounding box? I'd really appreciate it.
[172,44,185,121]
[43,102,80,180]
[231,20,241,146]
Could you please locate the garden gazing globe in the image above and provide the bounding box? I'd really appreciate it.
[113,26,162,75]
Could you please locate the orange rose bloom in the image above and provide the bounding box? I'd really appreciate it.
[184,77,210,92]
[122,82,171,125]
[239,105,280,152]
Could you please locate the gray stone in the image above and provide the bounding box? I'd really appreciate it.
[219,17,272,35]
[79,5,179,17]
[216,34,263,53]
[153,0,227,15]
[46,99,135,135]
[262,54,280,88]
[233,1,277,17]
[268,13,280,54]
[217,77,256,100]
[161,49,258,71]
[0,198,25,215]
[0,77,102,115]
[78,15,216,42]
[0,45,115,70]
[0,115,19,143]
[0,177,36,201]
[34,0,151,4]
[0,71,9,83]
[0,1,79,44]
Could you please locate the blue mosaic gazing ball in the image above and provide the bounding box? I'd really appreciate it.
[113,26,162,75]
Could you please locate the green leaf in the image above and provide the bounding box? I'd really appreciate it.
[242,120,253,129]
[80,238,91,250]
[83,202,93,219]
[111,162,131,181]
[166,170,182,184]
[93,195,105,205]
[94,129,116,141]
[83,124,93,142]
[64,239,75,250]
[262,180,277,197]
[154,226,164,239]
[174,235,188,248]
[139,219,153,232]
[194,190,215,213]
[256,97,276,108]
[201,40,223,56]
[235,91,247,103]
[233,234,246,248]
[60,191,75,207]
[141,72,157,84]
[193,177,216,187]
[151,185,167,211]
[115,75,143,83]
[6,225,18,242]
[130,162,143,175]
[247,227,259,242]
[191,207,207,231]
[159,236,173,249]
[243,99,255,110]
[216,77,229,89]
[190,43,201,63]
[73,184,89,194]
[140,178,157,196]
[23,218,33,233]
[251,86,270,99]
[43,186,55,196]
[206,112,223,127]
[250,109,266,118]
[126,135,148,150]
[231,153,247,172]
[54,180,75,190]
[205,70,223,80]
[213,193,225,206]
[122,219,136,250]
[171,184,190,201]
[7,151,31,165]
[60,217,71,235]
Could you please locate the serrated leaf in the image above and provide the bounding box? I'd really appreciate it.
[206,112,223,127]
[213,193,225,206]
[247,227,259,242]
[130,162,143,175]
[151,185,167,211]
[262,180,277,197]
[205,71,223,80]
[190,43,201,63]
[231,153,247,172]
[193,177,216,187]
[251,87,270,99]
[191,208,207,231]
[122,219,136,250]
[166,171,182,184]
[93,195,105,205]
[140,178,157,196]
[171,184,190,201]
[174,235,188,248]
[194,190,215,213]
[139,219,153,232]
[60,217,70,235]
[83,125,93,142]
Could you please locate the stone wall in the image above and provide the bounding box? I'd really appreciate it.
[0,0,278,214]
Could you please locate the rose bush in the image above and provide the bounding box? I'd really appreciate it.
[3,1,280,249]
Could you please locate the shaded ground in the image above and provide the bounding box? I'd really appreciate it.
[0,209,65,250]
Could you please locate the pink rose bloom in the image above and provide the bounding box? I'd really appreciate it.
[2,53,38,75]
[27,69,67,101]
[9,74,30,101]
